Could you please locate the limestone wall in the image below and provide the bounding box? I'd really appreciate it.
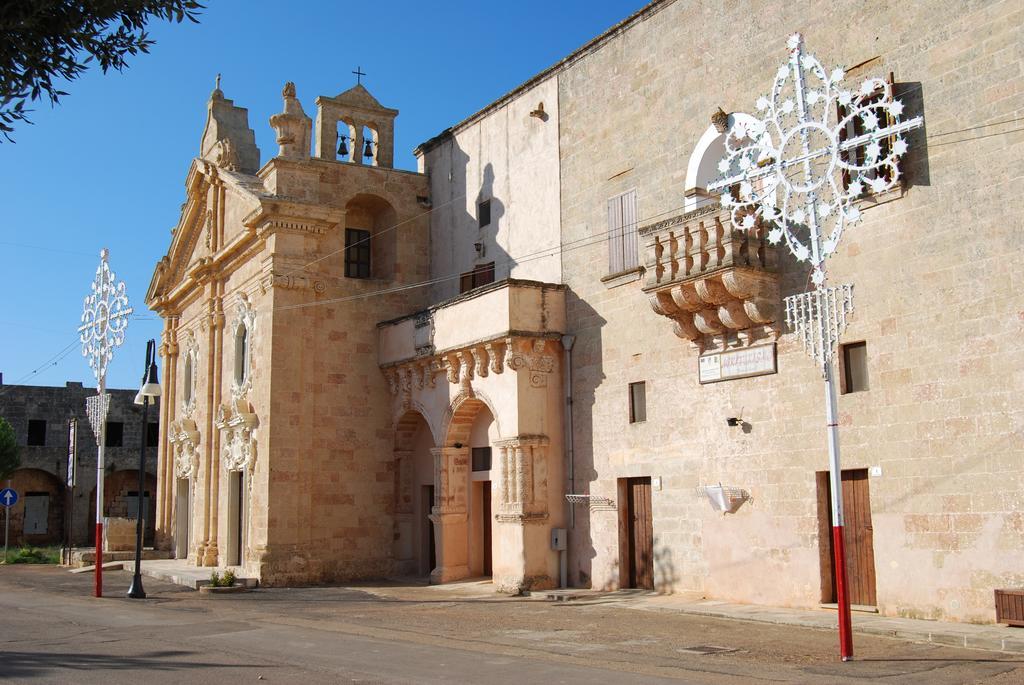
[555,0,1024,622]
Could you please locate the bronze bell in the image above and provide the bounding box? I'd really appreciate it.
[363,139,374,158]
[337,136,348,158]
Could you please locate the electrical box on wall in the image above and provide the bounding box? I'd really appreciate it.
[551,528,566,551]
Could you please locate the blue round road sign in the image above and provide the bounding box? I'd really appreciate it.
[0,488,17,508]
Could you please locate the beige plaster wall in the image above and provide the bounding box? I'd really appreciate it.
[419,77,562,303]
[555,0,1024,622]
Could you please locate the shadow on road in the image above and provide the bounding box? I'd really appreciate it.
[0,650,259,679]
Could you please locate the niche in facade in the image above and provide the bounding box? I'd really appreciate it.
[344,194,397,280]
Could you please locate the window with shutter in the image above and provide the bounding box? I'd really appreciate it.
[607,190,638,274]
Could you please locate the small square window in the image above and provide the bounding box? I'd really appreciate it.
[472,447,492,472]
[105,421,124,447]
[629,382,647,424]
[147,422,160,448]
[841,341,869,394]
[27,419,46,446]
[478,199,491,228]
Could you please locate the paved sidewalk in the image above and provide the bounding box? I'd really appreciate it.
[546,590,1024,655]
[139,558,258,589]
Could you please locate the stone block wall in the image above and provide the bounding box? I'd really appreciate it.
[554,0,1023,622]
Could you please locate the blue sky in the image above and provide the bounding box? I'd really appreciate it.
[0,0,648,391]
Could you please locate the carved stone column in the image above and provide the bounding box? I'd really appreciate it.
[428,446,470,583]
[155,319,178,551]
[493,435,553,594]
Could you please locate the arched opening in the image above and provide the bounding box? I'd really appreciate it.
[683,112,767,213]
[182,352,194,407]
[8,468,64,546]
[233,323,248,386]
[361,125,379,166]
[432,395,499,582]
[91,470,158,546]
[344,194,398,281]
[394,411,436,577]
[336,120,356,162]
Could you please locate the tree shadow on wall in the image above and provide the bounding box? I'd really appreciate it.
[436,141,513,301]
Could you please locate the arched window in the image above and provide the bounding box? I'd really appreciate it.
[182,354,194,406]
[233,323,248,386]
[683,112,767,213]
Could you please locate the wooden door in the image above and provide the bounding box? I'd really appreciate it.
[816,469,877,607]
[618,477,654,590]
[482,483,492,576]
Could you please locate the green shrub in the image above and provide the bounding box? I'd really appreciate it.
[208,569,237,587]
[9,545,60,564]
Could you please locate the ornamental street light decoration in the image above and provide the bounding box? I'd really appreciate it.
[79,248,133,598]
[708,33,923,661]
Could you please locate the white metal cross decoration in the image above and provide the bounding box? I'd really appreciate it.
[78,248,133,383]
[708,33,923,288]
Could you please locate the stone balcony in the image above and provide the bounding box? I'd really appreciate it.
[640,204,780,350]
[378,279,566,397]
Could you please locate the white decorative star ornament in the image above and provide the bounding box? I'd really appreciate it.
[78,248,133,383]
[708,34,923,287]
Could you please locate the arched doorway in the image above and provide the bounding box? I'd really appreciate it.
[393,410,435,577]
[430,395,499,583]
[8,468,65,546]
[89,470,157,546]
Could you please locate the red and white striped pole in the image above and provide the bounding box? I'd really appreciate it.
[824,358,853,660]
[94,379,106,598]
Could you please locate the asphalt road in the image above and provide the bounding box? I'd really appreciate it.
[1,566,1022,684]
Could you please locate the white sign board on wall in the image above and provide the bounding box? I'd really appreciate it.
[699,343,777,384]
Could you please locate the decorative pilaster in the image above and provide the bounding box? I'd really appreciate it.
[428,446,470,583]
[494,435,550,523]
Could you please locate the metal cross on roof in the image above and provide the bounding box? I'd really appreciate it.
[708,33,923,288]
[78,248,132,384]
[352,66,366,85]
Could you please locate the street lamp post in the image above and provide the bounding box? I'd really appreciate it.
[128,339,160,599]
[79,249,132,598]
[708,34,922,661]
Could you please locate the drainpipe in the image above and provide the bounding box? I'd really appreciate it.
[560,334,576,589]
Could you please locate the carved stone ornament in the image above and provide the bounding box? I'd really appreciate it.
[180,330,199,418]
[230,293,257,401]
[382,337,560,397]
[504,338,555,388]
[169,418,200,479]
[213,138,239,171]
[216,399,258,476]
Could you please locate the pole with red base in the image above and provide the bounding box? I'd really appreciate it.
[824,358,853,660]
[93,379,107,598]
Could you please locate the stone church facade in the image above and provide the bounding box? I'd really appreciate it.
[149,0,1022,622]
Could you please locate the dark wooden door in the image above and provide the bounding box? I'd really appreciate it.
[482,483,492,576]
[619,477,654,590]
[816,469,877,606]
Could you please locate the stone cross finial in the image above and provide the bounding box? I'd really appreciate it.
[352,66,365,85]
